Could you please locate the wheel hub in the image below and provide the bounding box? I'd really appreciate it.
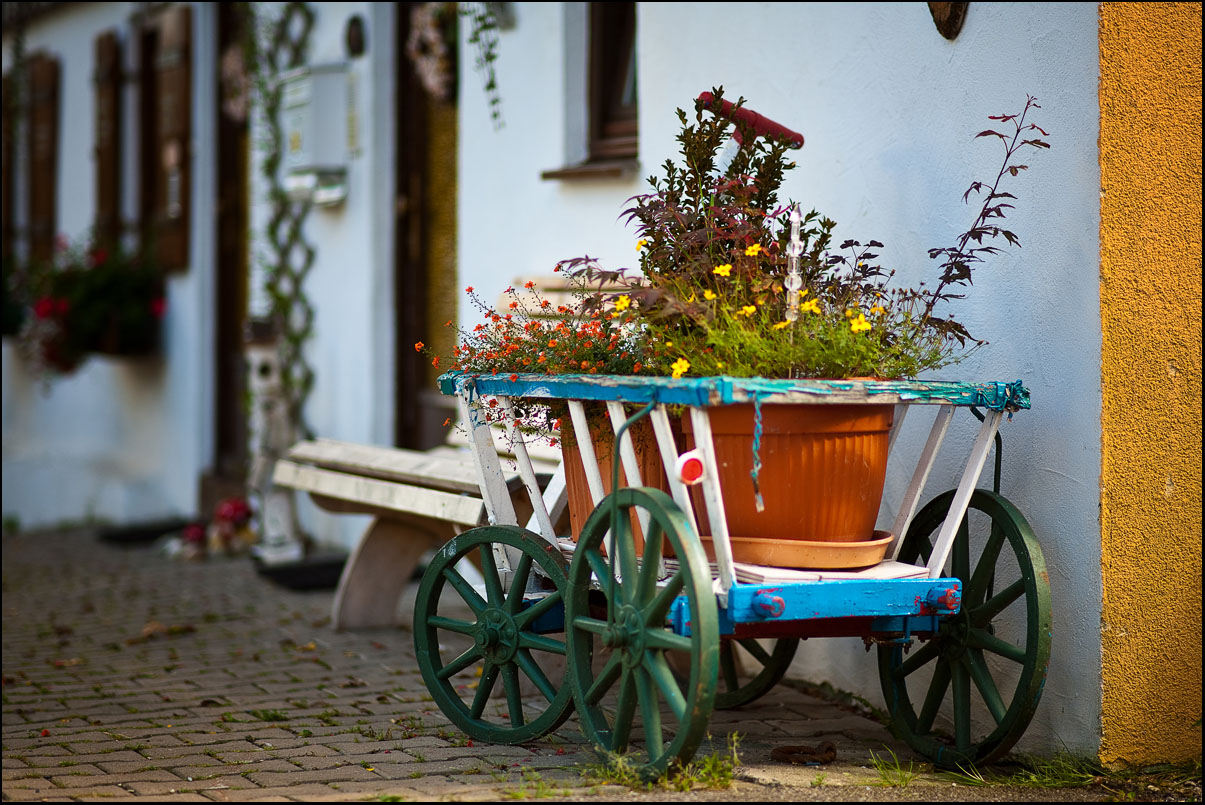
[600,606,648,667]
[475,608,519,663]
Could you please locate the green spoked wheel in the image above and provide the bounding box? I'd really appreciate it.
[414,525,573,745]
[565,487,719,780]
[715,637,800,710]
[878,489,1052,769]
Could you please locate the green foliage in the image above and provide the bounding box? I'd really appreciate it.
[7,232,165,377]
[869,745,920,787]
[584,732,741,790]
[561,87,1049,380]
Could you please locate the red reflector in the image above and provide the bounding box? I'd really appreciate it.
[680,457,703,483]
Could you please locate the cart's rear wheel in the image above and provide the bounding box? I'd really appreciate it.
[414,525,573,745]
[715,637,800,710]
[565,487,719,780]
[878,489,1051,768]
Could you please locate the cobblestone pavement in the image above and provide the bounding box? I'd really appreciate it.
[3,528,1106,802]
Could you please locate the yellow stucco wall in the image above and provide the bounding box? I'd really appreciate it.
[1098,2,1203,766]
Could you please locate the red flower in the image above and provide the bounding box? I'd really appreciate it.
[34,297,56,319]
[150,297,167,318]
[465,286,474,293]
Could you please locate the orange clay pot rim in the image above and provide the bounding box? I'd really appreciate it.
[698,530,894,549]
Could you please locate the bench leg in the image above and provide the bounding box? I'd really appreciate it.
[331,517,449,630]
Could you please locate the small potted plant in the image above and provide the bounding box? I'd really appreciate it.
[12,234,166,380]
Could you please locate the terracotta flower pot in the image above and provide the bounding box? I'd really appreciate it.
[560,407,671,555]
[683,402,895,568]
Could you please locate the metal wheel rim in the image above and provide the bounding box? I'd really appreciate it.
[414,525,573,745]
[565,487,719,779]
[878,489,1052,768]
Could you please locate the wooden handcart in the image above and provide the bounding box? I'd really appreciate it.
[412,371,1050,777]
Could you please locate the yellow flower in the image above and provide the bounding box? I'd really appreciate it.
[870,305,886,315]
[614,295,631,312]
[636,239,648,251]
[713,264,733,277]
[850,313,872,333]
[772,321,790,330]
[802,298,821,314]
[738,305,756,317]
[671,357,691,379]
[703,289,717,300]
[745,244,763,256]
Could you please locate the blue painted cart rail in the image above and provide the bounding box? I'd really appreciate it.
[670,577,963,637]
[438,371,1030,412]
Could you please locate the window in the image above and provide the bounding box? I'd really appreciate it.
[588,1,637,161]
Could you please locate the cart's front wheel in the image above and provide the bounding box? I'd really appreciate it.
[414,525,573,745]
[565,487,719,780]
[878,489,1051,768]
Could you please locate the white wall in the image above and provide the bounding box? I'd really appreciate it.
[458,2,1102,756]
[2,2,217,529]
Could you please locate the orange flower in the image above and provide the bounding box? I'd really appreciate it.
[414,342,424,352]
[465,286,474,292]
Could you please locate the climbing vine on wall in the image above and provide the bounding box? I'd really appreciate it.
[243,0,317,440]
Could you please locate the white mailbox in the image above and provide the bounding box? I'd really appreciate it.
[280,63,353,206]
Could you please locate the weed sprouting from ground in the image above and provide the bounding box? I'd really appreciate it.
[584,732,742,791]
[869,746,919,788]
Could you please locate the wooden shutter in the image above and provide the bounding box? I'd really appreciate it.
[27,53,59,265]
[156,4,191,270]
[3,72,13,262]
[94,31,122,251]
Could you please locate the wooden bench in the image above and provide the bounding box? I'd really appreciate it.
[273,433,564,630]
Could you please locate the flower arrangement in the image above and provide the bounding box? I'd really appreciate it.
[10,233,166,379]
[559,87,1050,381]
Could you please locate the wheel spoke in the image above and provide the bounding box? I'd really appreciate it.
[505,552,534,614]
[645,572,685,625]
[615,520,640,603]
[646,651,687,722]
[953,517,970,581]
[966,652,1007,724]
[894,639,941,679]
[572,615,610,636]
[611,667,637,751]
[970,578,1025,626]
[436,645,484,680]
[952,657,972,750]
[518,631,567,656]
[636,665,664,754]
[916,658,951,734]
[442,567,487,614]
[644,629,693,653]
[514,590,562,630]
[427,615,476,635]
[967,524,1006,606]
[586,652,624,706]
[738,638,772,667]
[469,662,499,719]
[480,545,505,606]
[720,643,739,693]
[515,648,558,703]
[586,548,611,588]
[637,521,665,605]
[502,662,524,727]
[966,627,1027,663]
